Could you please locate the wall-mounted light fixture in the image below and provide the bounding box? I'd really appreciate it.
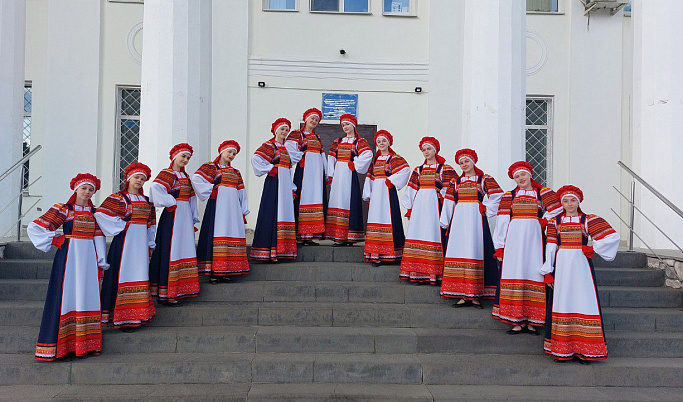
[414,87,422,93]
[258,81,266,88]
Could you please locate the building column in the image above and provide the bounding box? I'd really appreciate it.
[460,0,526,182]
[632,0,683,249]
[139,0,212,178]
[0,0,26,239]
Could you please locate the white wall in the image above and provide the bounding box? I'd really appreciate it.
[97,1,143,197]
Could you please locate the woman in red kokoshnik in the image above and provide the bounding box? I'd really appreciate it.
[27,173,109,361]
[440,149,503,307]
[541,185,619,363]
[400,137,456,285]
[95,163,157,330]
[362,130,410,265]
[193,140,250,281]
[149,143,201,305]
[326,113,373,246]
[250,118,298,261]
[286,108,328,245]
[492,161,562,334]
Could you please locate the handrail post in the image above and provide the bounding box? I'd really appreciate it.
[16,189,23,241]
[628,180,635,252]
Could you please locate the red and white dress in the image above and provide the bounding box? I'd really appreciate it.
[492,187,562,326]
[95,192,157,327]
[148,169,201,301]
[362,153,411,262]
[400,163,457,284]
[541,213,619,361]
[193,162,250,275]
[326,136,373,243]
[439,174,503,299]
[250,139,297,260]
[28,203,108,361]
[286,129,327,241]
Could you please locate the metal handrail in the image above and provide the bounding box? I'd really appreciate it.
[0,145,42,183]
[616,161,683,255]
[0,145,43,241]
[618,161,683,219]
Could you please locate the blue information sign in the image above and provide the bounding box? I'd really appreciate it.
[322,93,358,120]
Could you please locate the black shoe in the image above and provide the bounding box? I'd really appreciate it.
[453,300,472,308]
[345,242,354,247]
[305,240,319,246]
[120,327,137,333]
[219,277,232,283]
[554,359,568,364]
[332,242,345,247]
[371,261,381,267]
[471,301,484,309]
[209,277,219,284]
[527,326,539,336]
[578,358,591,365]
[413,281,428,286]
[159,300,182,307]
[507,326,526,335]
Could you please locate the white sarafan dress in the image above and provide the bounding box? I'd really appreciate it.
[148,169,201,301]
[439,174,503,300]
[326,135,373,243]
[399,163,457,284]
[492,187,562,327]
[540,213,619,361]
[286,129,328,241]
[28,203,109,361]
[362,153,410,262]
[193,162,250,275]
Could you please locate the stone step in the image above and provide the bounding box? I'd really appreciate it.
[1,278,680,307]
[0,259,665,287]
[3,384,682,402]
[1,300,681,333]
[2,241,648,268]
[1,352,682,387]
[3,325,682,358]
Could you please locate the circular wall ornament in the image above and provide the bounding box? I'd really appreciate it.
[127,22,143,64]
[526,30,548,76]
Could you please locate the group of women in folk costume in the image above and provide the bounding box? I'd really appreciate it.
[26,109,619,364]
[27,140,250,360]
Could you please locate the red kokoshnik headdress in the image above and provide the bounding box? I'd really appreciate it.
[557,184,584,203]
[339,114,359,137]
[419,136,446,165]
[123,162,151,193]
[213,140,241,164]
[455,148,484,177]
[508,161,543,189]
[68,173,101,206]
[303,108,322,125]
[271,118,292,137]
[373,130,396,157]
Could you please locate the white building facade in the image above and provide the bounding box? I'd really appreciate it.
[2,0,681,251]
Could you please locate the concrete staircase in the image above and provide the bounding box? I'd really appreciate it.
[0,242,682,401]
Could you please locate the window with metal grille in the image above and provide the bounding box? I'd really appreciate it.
[525,97,552,187]
[22,83,32,193]
[115,86,141,190]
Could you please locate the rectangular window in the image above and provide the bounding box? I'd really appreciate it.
[311,0,369,13]
[527,0,559,13]
[263,0,297,11]
[525,97,553,187]
[115,86,141,190]
[383,0,413,15]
